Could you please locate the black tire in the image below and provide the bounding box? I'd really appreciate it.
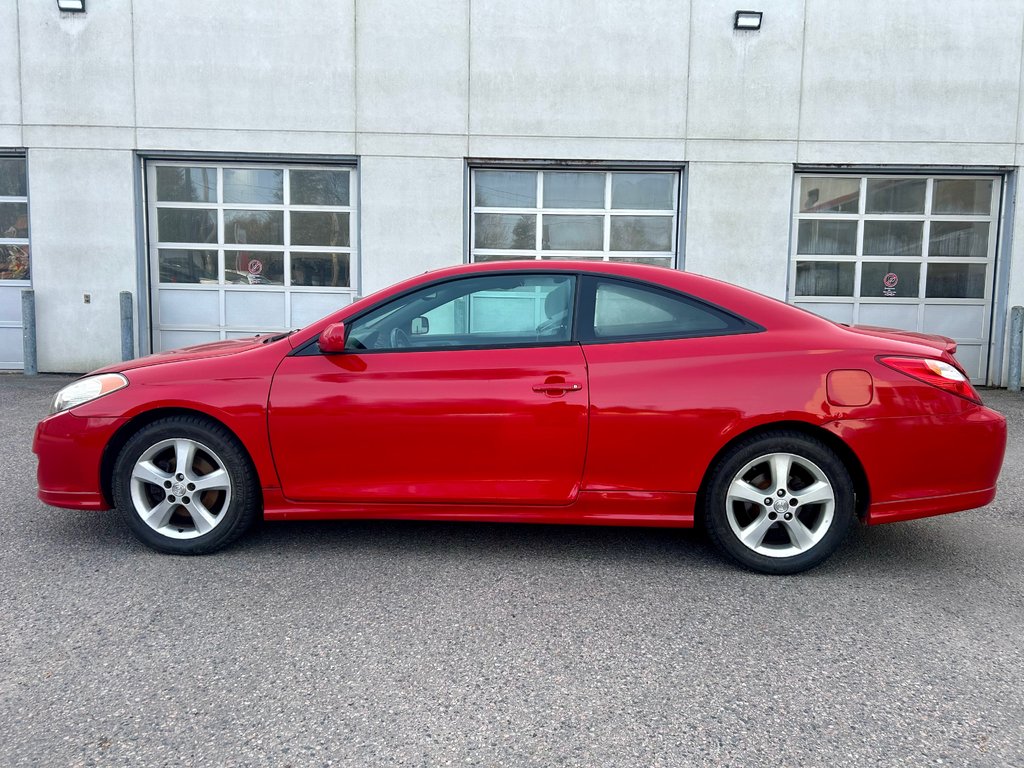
[702,431,855,574]
[111,416,259,555]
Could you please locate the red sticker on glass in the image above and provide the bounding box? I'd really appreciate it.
[883,272,899,288]
[247,259,263,275]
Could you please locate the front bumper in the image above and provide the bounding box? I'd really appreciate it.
[33,411,127,510]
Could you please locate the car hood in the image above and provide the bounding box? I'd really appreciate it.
[91,336,267,375]
[844,324,958,355]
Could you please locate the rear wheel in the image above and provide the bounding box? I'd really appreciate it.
[112,416,259,554]
[703,432,855,574]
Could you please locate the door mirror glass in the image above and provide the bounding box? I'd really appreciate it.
[319,321,347,353]
[411,316,430,335]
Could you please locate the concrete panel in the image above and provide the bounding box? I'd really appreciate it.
[687,1,804,140]
[356,0,468,135]
[28,149,137,372]
[134,0,355,133]
[136,128,357,157]
[0,1,20,127]
[467,135,687,162]
[801,0,1024,144]
[798,141,1016,168]
[470,0,688,138]
[22,125,136,150]
[359,156,465,294]
[18,0,135,127]
[684,162,792,299]
[357,133,469,159]
[686,139,797,164]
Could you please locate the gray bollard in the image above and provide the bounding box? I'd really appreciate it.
[22,288,37,376]
[120,291,135,361]
[1010,306,1023,393]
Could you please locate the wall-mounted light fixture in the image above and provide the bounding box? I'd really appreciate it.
[56,0,86,12]
[734,10,762,31]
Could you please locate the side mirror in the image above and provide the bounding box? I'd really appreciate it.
[319,321,347,353]
[411,316,430,335]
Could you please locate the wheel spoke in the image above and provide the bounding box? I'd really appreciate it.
[142,499,175,529]
[782,517,816,551]
[188,499,218,535]
[738,511,774,549]
[174,439,197,477]
[132,460,170,488]
[795,480,833,507]
[727,479,768,506]
[769,454,793,494]
[191,468,229,492]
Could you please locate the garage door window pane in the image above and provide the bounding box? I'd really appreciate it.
[863,221,923,256]
[611,173,674,210]
[543,172,605,209]
[475,213,536,249]
[292,253,351,287]
[224,251,284,285]
[0,202,28,239]
[933,180,993,214]
[799,178,859,213]
[291,211,349,247]
[224,210,284,245]
[866,179,925,214]
[926,263,986,299]
[797,220,857,255]
[860,262,920,298]
[795,261,854,297]
[0,158,27,197]
[610,216,672,251]
[224,168,283,204]
[0,244,29,280]
[158,208,217,244]
[158,249,218,283]
[543,215,603,250]
[156,166,217,203]
[290,170,349,206]
[475,171,537,208]
[929,221,989,258]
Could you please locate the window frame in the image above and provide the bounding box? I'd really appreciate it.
[0,154,30,285]
[575,275,762,345]
[469,166,682,267]
[298,271,581,356]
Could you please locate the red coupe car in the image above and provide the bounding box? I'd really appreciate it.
[34,261,1006,573]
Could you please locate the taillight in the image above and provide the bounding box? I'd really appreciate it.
[878,356,981,404]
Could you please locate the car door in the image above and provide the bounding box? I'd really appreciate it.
[268,272,589,505]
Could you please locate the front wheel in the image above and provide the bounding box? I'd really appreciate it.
[702,432,855,574]
[112,416,259,555]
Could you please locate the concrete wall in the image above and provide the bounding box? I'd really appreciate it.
[4,0,1024,377]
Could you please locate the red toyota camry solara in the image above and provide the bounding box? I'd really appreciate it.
[34,261,1007,573]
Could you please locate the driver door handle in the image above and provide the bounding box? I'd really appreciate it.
[532,381,583,395]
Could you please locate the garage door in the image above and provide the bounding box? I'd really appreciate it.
[0,156,29,369]
[146,161,358,352]
[789,174,1000,383]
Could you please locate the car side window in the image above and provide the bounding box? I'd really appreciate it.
[583,278,749,341]
[345,273,576,352]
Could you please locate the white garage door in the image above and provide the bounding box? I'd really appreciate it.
[0,156,30,369]
[790,174,1000,383]
[146,161,358,352]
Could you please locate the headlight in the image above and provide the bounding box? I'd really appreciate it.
[51,373,129,414]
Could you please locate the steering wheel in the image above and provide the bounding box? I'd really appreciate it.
[389,327,411,349]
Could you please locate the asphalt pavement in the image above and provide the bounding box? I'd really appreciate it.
[1,373,1022,767]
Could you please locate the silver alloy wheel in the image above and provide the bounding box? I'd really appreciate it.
[725,452,835,558]
[128,438,233,540]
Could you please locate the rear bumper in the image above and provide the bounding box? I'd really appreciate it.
[33,411,126,511]
[833,405,1006,525]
